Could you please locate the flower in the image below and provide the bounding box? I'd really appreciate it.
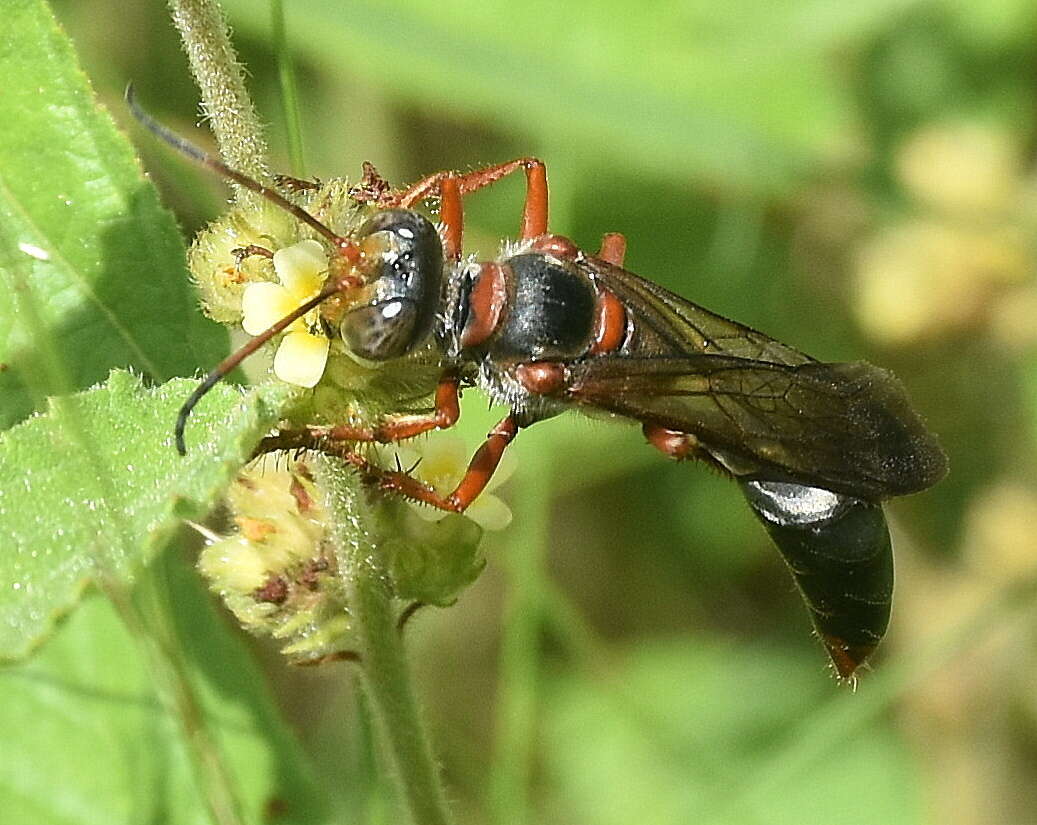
[388,434,516,531]
[241,239,330,387]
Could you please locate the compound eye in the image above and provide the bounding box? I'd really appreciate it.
[339,298,420,361]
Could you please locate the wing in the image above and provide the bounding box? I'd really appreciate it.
[566,355,946,498]
[586,258,815,365]
[569,258,947,498]
[564,322,948,504]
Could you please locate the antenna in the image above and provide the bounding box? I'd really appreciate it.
[125,83,359,259]
[126,84,364,453]
[173,285,338,455]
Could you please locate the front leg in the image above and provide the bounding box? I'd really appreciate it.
[254,371,459,461]
[312,372,461,443]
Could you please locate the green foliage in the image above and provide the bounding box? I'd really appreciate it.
[0,563,327,825]
[541,641,920,824]
[222,0,920,193]
[0,371,294,661]
[6,0,1037,822]
[381,501,486,606]
[0,0,227,429]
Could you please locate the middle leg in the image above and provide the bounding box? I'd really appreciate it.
[348,414,520,513]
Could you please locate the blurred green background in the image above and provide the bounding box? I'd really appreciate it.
[41,0,1037,822]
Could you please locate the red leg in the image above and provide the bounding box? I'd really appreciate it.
[348,415,519,513]
[643,423,736,478]
[454,158,548,241]
[348,161,392,204]
[597,233,627,266]
[310,372,461,443]
[388,157,549,259]
[643,423,701,460]
[386,170,466,260]
[438,175,463,262]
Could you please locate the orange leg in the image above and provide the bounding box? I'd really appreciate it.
[310,373,461,443]
[643,422,733,477]
[643,423,701,460]
[254,394,519,513]
[348,415,519,513]
[388,158,549,259]
[597,232,627,266]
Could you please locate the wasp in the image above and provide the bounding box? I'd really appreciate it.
[128,87,947,679]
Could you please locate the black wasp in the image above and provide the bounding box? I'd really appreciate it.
[128,86,947,679]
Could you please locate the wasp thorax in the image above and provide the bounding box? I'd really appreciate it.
[339,209,444,361]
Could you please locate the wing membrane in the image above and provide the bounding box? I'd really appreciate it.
[586,259,814,365]
[566,354,947,498]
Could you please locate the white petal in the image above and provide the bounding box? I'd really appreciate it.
[273,239,327,297]
[242,282,297,335]
[466,495,512,531]
[273,331,330,387]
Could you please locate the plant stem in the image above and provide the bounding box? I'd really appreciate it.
[168,0,271,203]
[315,456,455,825]
[489,438,552,824]
[270,0,306,176]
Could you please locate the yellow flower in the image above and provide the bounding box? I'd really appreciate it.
[241,239,330,387]
[387,435,516,531]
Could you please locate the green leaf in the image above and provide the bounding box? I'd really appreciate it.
[221,0,922,193]
[0,370,295,662]
[541,641,921,825]
[382,502,485,606]
[0,0,227,429]
[0,567,328,825]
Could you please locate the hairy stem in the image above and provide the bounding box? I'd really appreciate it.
[315,456,455,825]
[168,0,271,204]
[115,570,246,825]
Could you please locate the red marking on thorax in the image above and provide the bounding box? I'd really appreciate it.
[460,262,509,348]
[589,288,627,355]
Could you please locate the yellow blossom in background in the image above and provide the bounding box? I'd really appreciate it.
[853,121,1034,345]
[896,122,1021,217]
[387,435,516,531]
[241,239,330,387]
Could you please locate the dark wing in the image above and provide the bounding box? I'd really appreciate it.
[569,260,947,498]
[586,258,815,365]
[567,354,946,498]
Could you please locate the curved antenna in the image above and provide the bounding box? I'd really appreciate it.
[174,284,340,455]
[125,84,366,453]
[124,83,359,260]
